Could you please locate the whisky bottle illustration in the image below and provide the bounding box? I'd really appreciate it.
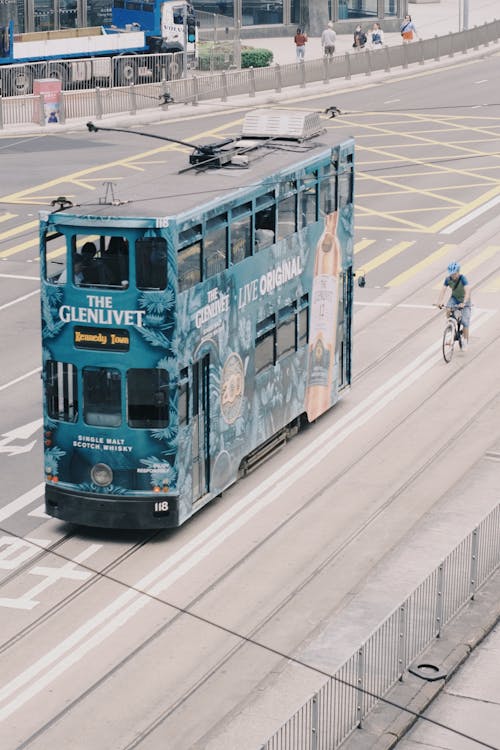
[305,211,340,422]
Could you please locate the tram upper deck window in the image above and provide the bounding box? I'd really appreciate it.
[83,367,122,427]
[43,228,67,283]
[127,368,169,428]
[136,237,167,290]
[45,361,78,423]
[277,193,297,241]
[319,174,337,218]
[230,203,252,264]
[255,193,276,251]
[71,235,129,289]
[178,225,202,292]
[205,215,227,278]
[338,165,354,209]
[301,172,318,227]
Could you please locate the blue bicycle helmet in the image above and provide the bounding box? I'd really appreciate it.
[447,261,460,273]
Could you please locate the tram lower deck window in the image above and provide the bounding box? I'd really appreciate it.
[45,361,78,423]
[127,369,169,428]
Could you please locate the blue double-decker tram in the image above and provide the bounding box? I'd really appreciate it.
[40,110,354,529]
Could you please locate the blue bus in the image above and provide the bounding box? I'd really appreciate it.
[40,110,354,529]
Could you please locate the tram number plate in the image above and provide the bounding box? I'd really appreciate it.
[153,500,169,514]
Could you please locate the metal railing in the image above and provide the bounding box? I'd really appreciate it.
[261,502,500,750]
[0,20,498,128]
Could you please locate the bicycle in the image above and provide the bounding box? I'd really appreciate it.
[438,304,464,363]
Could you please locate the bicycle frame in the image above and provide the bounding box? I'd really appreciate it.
[442,305,463,363]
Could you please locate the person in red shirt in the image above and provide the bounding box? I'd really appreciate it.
[294,27,308,61]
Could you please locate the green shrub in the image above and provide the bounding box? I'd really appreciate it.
[241,47,274,68]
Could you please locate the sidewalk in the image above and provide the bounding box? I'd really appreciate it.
[397,623,500,749]
[243,0,500,65]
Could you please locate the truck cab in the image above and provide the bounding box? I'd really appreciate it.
[111,0,197,55]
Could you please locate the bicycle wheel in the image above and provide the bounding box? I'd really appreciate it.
[442,321,455,362]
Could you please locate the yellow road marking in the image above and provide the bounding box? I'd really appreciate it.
[386,244,456,287]
[0,220,38,243]
[358,241,414,274]
[354,238,375,254]
[483,274,500,292]
[0,213,17,224]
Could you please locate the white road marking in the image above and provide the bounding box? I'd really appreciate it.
[0,484,45,523]
[0,308,496,720]
[0,367,42,393]
[0,274,39,281]
[0,289,39,312]
[441,195,500,234]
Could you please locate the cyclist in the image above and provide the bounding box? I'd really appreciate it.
[436,261,471,348]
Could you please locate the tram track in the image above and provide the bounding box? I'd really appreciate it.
[12,318,500,750]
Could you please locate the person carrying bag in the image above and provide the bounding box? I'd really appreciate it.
[400,14,418,42]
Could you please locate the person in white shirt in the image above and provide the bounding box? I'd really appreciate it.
[369,22,384,48]
[321,22,337,57]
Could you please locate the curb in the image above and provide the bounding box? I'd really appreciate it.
[340,567,500,749]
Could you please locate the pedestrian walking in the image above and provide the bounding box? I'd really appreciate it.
[321,21,337,57]
[294,27,308,61]
[368,22,384,48]
[352,24,367,50]
[400,14,420,42]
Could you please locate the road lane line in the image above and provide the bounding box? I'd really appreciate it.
[0,484,45,523]
[358,241,414,274]
[440,194,500,235]
[0,273,39,281]
[0,309,496,720]
[0,366,41,393]
[0,289,39,312]
[386,244,456,287]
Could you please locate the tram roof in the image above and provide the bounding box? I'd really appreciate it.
[47,120,353,226]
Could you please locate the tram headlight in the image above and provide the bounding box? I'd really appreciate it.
[91,463,113,487]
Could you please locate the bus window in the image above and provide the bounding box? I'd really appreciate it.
[46,361,78,423]
[277,306,295,360]
[319,175,337,218]
[83,367,122,427]
[277,194,297,241]
[136,237,167,290]
[127,369,169,428]
[178,241,201,292]
[301,174,318,227]
[230,205,252,264]
[204,217,227,278]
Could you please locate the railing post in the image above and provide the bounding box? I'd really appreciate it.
[221,70,228,102]
[192,75,199,105]
[402,43,408,69]
[345,51,351,80]
[398,604,407,681]
[434,34,440,61]
[356,646,365,728]
[462,29,468,54]
[129,83,137,115]
[483,21,490,47]
[248,67,256,97]
[58,93,66,124]
[473,25,479,51]
[365,49,372,76]
[274,63,282,93]
[436,562,444,638]
[94,87,103,120]
[418,38,425,65]
[470,527,479,601]
[322,56,328,84]
[0,95,3,130]
[449,31,454,57]
[384,45,391,72]
[299,60,306,88]
[311,693,318,750]
[39,93,46,126]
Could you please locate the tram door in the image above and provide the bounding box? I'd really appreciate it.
[191,355,210,500]
[339,267,353,388]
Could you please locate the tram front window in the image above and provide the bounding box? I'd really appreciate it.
[83,367,122,427]
[127,368,169,428]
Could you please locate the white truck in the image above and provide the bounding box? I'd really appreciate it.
[0,0,196,95]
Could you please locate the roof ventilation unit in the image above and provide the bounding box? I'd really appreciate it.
[241,109,324,141]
